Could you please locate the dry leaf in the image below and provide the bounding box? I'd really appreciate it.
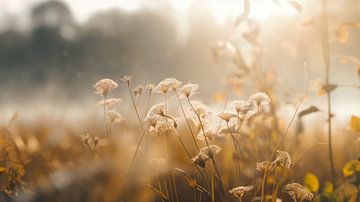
[298,106,320,118]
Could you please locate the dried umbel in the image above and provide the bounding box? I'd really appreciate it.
[228,185,254,199]
[106,111,124,123]
[191,145,221,168]
[248,92,271,111]
[146,84,155,94]
[147,103,166,117]
[154,120,175,134]
[231,100,253,114]
[283,183,314,201]
[179,83,199,98]
[256,161,274,171]
[275,150,292,169]
[133,85,144,97]
[189,101,212,118]
[97,98,122,110]
[144,115,158,128]
[93,79,118,97]
[154,78,182,94]
[217,111,238,123]
[120,75,131,87]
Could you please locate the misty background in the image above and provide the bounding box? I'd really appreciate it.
[0,0,359,121]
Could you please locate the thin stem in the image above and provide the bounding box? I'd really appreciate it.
[103,96,109,137]
[321,0,336,188]
[127,85,144,130]
[175,91,200,151]
[130,127,148,167]
[227,122,241,182]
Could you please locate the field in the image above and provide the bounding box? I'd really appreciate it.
[0,0,360,202]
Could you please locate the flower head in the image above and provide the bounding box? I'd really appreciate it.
[107,111,124,123]
[120,75,132,87]
[217,111,238,123]
[94,79,118,97]
[248,92,271,112]
[231,100,253,114]
[228,186,254,199]
[133,85,144,97]
[147,103,166,117]
[154,78,182,94]
[256,161,274,171]
[97,98,122,110]
[283,183,314,201]
[179,83,199,98]
[275,150,292,169]
[146,84,155,94]
[190,101,212,118]
[191,145,221,168]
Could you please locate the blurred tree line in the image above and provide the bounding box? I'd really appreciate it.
[0,0,228,100]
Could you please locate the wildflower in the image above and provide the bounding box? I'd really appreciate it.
[179,83,199,98]
[283,183,314,201]
[256,161,274,171]
[147,103,166,117]
[197,129,218,141]
[93,137,99,147]
[93,79,118,97]
[120,75,131,87]
[97,98,122,110]
[190,101,212,118]
[107,111,124,123]
[144,115,158,128]
[248,92,271,111]
[275,150,292,169]
[133,85,144,97]
[191,145,221,168]
[81,133,91,145]
[155,120,174,134]
[154,78,182,94]
[231,100,252,114]
[217,111,238,123]
[146,84,155,94]
[228,185,254,199]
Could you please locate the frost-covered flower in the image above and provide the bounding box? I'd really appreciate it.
[154,78,182,94]
[97,98,122,110]
[217,111,238,123]
[228,185,254,199]
[107,111,124,123]
[179,83,199,98]
[283,183,314,201]
[94,79,118,97]
[191,145,221,168]
[275,150,292,169]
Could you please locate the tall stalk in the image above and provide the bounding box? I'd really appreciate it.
[321,0,336,188]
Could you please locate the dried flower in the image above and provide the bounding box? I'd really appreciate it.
[155,120,174,134]
[190,101,212,118]
[228,185,254,199]
[179,83,199,98]
[81,133,91,145]
[146,84,155,94]
[275,150,292,169]
[144,115,158,128]
[93,137,99,147]
[133,85,144,97]
[120,75,131,87]
[197,129,218,141]
[248,92,271,110]
[191,145,221,168]
[154,78,182,94]
[147,103,166,117]
[256,161,274,171]
[97,98,122,110]
[283,183,314,201]
[231,100,253,114]
[93,79,118,97]
[217,111,238,123]
[107,111,124,123]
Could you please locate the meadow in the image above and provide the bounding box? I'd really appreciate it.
[0,0,360,202]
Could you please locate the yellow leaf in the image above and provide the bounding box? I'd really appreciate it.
[304,172,319,192]
[323,181,333,194]
[350,116,360,133]
[342,160,360,177]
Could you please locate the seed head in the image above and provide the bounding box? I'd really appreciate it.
[256,161,274,171]
[248,92,271,110]
[97,98,122,110]
[107,111,125,123]
[283,183,314,201]
[217,111,238,123]
[275,150,292,169]
[133,85,144,97]
[120,75,132,87]
[154,78,182,94]
[179,83,199,98]
[147,103,166,117]
[228,186,254,199]
[93,79,118,97]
